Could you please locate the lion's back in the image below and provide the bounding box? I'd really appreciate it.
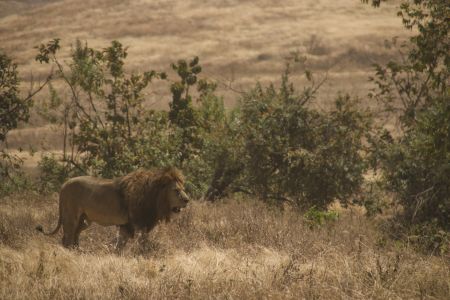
[61,176,113,196]
[60,176,128,225]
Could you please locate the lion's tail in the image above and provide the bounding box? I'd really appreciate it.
[36,200,62,236]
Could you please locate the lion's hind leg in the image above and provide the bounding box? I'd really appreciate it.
[62,217,78,248]
[74,214,90,247]
[62,213,88,248]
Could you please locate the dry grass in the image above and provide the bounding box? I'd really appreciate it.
[2,0,409,154]
[1,193,448,299]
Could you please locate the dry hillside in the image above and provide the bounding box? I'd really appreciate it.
[2,0,406,152]
[1,0,405,104]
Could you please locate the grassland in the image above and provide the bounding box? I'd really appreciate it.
[1,193,449,299]
[3,1,448,299]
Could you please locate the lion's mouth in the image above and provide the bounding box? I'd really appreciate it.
[172,207,182,213]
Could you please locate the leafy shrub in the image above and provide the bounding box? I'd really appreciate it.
[377,98,449,229]
[368,0,449,239]
[235,66,370,209]
[354,180,391,217]
[406,220,450,255]
[1,52,49,195]
[168,57,201,167]
[35,39,168,178]
[303,206,339,228]
[0,53,29,194]
[38,154,71,193]
[0,53,30,141]
[203,110,245,201]
[0,165,30,196]
[167,59,234,198]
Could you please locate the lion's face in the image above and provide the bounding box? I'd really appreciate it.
[166,181,190,213]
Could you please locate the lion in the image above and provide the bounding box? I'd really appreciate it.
[36,167,190,249]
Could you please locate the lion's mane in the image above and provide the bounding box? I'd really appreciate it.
[116,167,185,229]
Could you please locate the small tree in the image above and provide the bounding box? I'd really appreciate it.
[378,97,449,227]
[368,0,449,251]
[168,57,237,198]
[369,0,448,127]
[168,57,202,168]
[0,54,29,142]
[0,52,50,194]
[35,39,167,179]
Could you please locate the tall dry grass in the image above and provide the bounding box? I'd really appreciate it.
[1,193,448,299]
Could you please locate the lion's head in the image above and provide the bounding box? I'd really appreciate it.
[118,167,189,229]
[164,178,190,214]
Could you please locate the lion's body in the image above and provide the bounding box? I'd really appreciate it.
[37,167,189,249]
[62,176,128,226]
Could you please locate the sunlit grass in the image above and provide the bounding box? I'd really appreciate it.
[1,194,448,299]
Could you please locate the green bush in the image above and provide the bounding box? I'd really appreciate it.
[409,221,449,255]
[167,60,235,198]
[1,52,49,195]
[37,154,70,193]
[367,0,449,253]
[0,53,29,194]
[0,160,30,197]
[303,206,339,228]
[236,67,370,209]
[202,109,244,201]
[378,98,449,229]
[354,180,390,217]
[0,53,30,142]
[35,40,168,178]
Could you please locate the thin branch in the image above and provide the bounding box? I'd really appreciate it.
[300,73,328,106]
[53,56,95,124]
[23,73,53,103]
[87,91,105,129]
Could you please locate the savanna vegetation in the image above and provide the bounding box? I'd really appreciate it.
[1,0,449,299]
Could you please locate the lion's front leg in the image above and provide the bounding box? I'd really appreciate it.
[115,224,135,252]
[137,231,149,245]
[135,230,155,254]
